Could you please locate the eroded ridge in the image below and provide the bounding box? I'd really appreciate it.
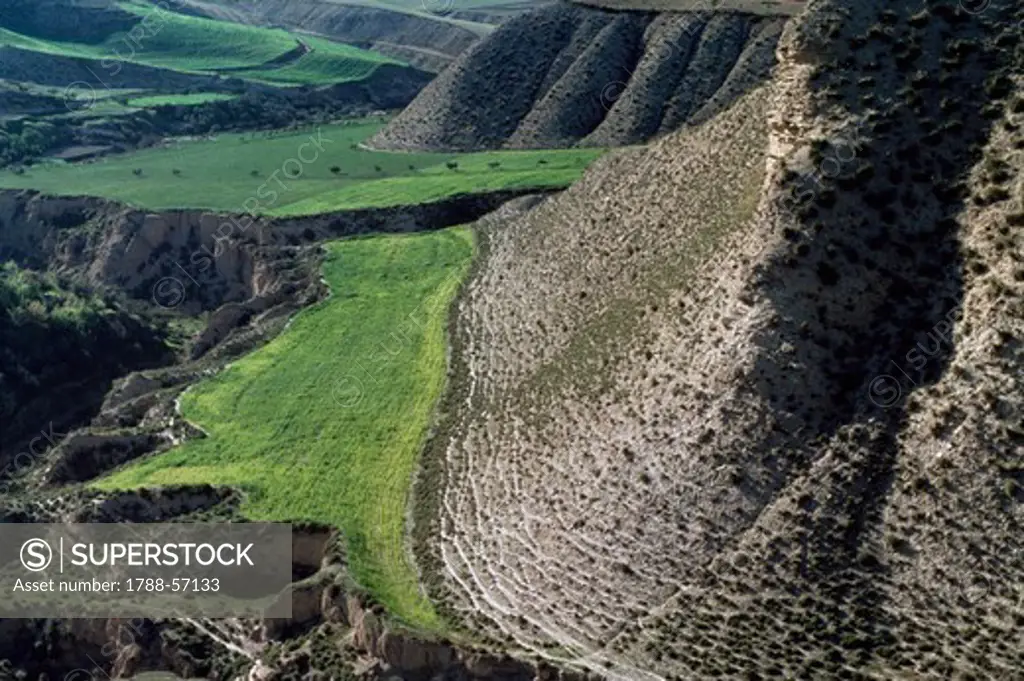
[435,88,773,675]
[426,1,1024,678]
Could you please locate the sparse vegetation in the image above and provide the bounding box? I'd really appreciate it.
[0,120,604,214]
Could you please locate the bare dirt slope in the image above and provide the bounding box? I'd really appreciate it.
[421,0,1023,678]
[369,1,786,151]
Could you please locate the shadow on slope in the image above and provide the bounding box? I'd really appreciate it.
[370,2,786,151]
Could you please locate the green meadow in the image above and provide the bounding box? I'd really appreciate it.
[100,229,474,630]
[125,92,237,107]
[236,36,396,86]
[0,120,604,214]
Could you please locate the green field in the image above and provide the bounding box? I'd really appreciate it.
[126,92,237,107]
[237,36,395,86]
[0,1,401,85]
[0,120,604,214]
[100,229,474,629]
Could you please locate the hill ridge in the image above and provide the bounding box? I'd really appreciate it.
[370,1,785,151]
[418,0,1024,677]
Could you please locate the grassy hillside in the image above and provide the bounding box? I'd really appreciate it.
[235,36,394,86]
[0,119,603,214]
[0,0,402,86]
[100,229,474,630]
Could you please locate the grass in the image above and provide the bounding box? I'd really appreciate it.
[0,119,605,214]
[235,36,397,86]
[270,0,501,36]
[125,93,237,107]
[110,1,301,70]
[99,228,475,630]
[0,7,294,71]
[0,1,402,85]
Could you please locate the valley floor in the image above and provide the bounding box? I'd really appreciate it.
[0,119,602,215]
[100,228,474,630]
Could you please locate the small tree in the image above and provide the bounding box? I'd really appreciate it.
[172,168,181,176]
[132,168,143,176]
[330,166,341,174]
[488,161,500,169]
[445,161,459,171]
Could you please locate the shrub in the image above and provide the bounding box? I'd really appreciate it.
[908,9,931,27]
[984,75,1013,101]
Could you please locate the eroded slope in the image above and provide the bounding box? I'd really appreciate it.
[423,0,1023,678]
[370,1,785,151]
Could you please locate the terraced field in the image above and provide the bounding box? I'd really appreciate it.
[0,0,403,87]
[125,92,237,106]
[0,119,604,214]
[234,36,398,86]
[173,0,494,73]
[101,229,474,629]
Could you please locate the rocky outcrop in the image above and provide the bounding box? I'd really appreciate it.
[44,431,166,484]
[261,583,603,681]
[370,1,788,151]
